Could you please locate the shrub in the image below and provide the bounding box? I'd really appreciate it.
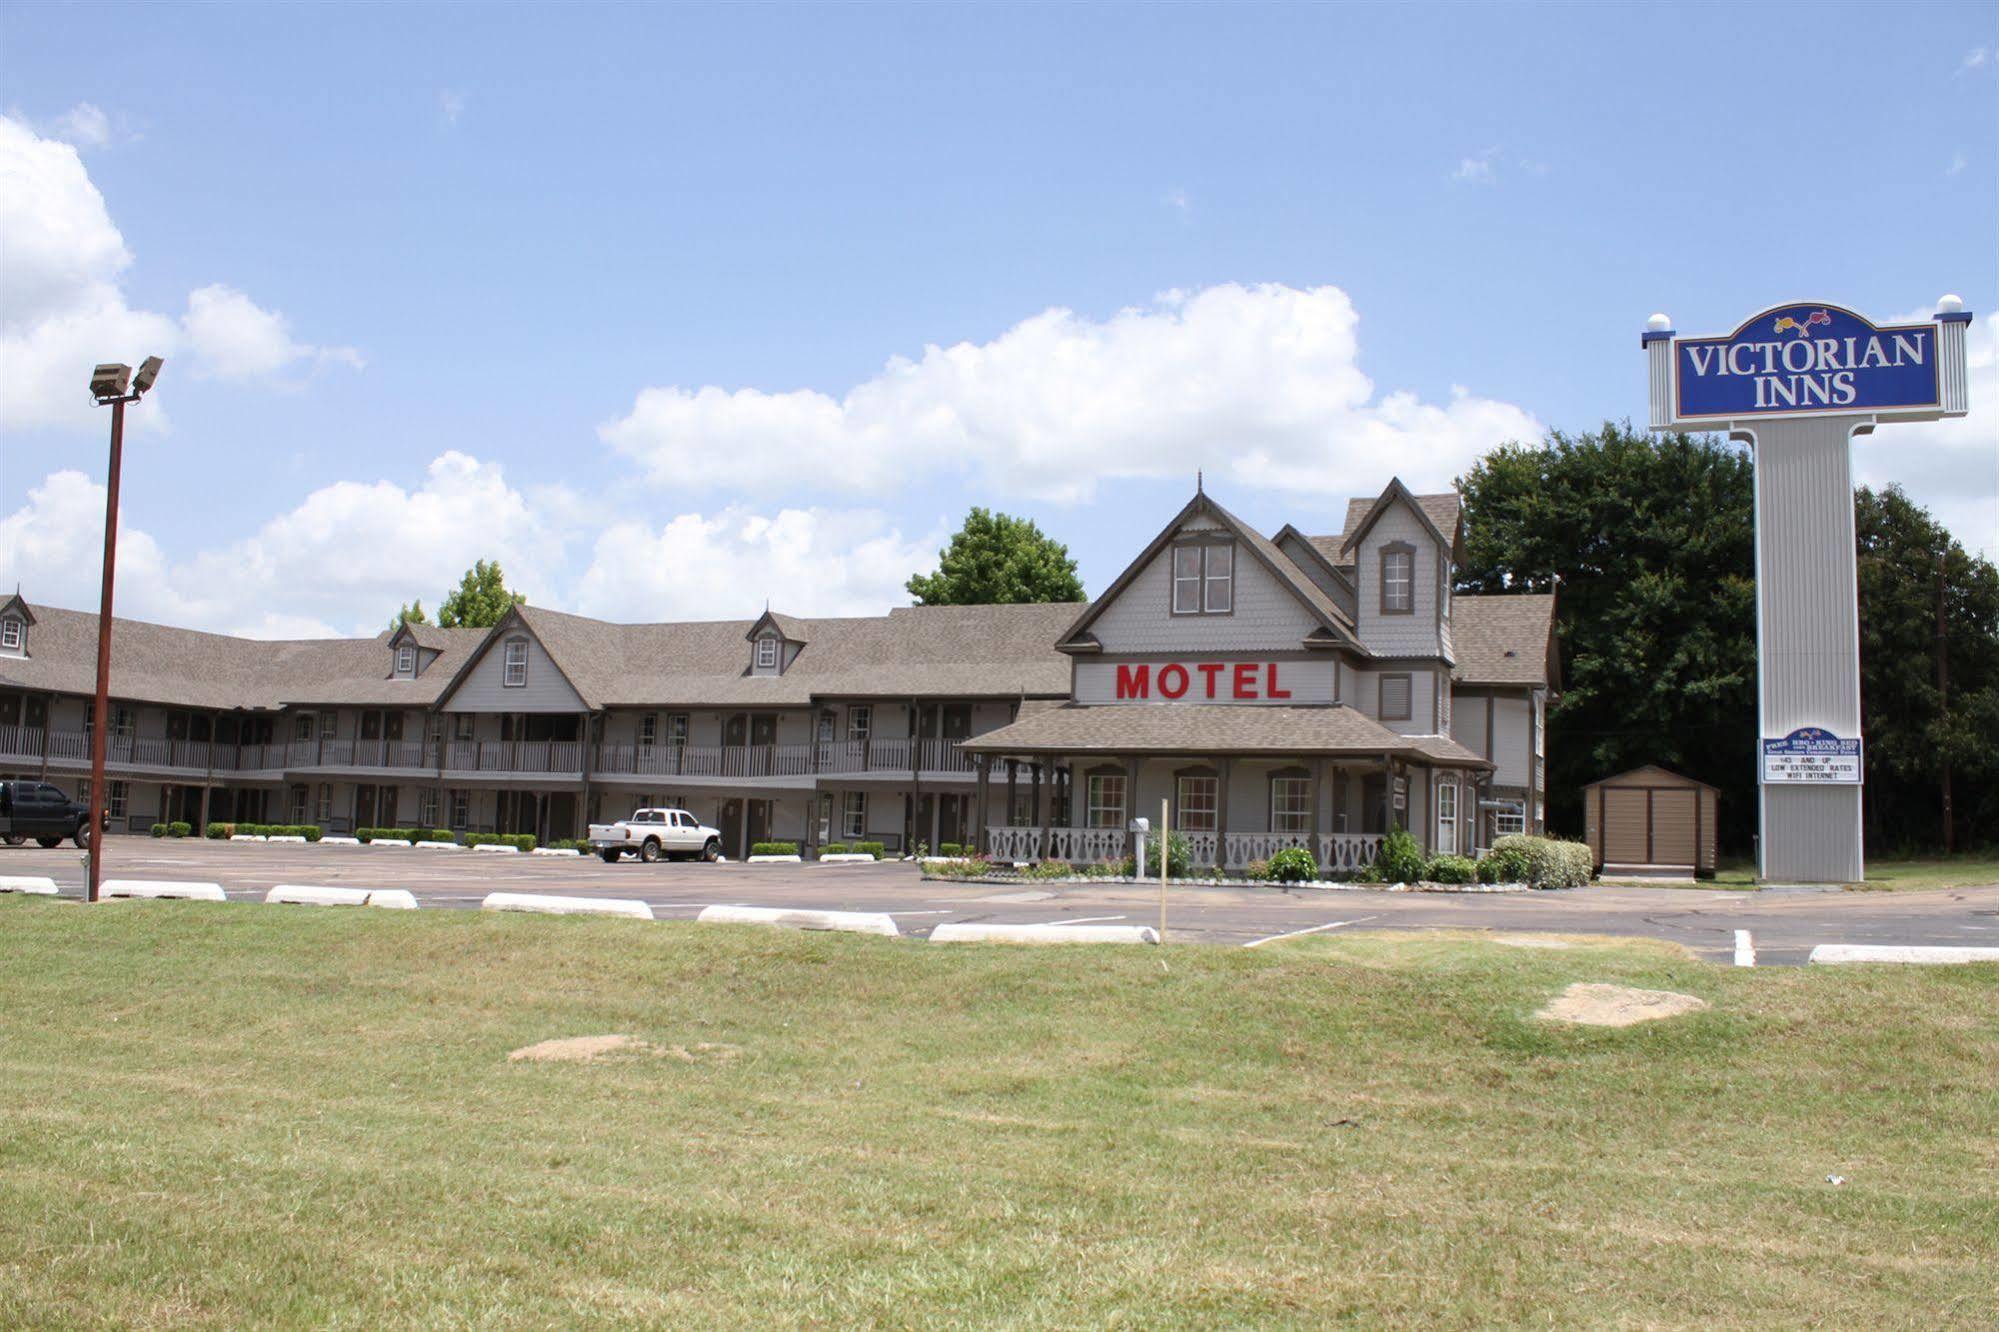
[852,841,887,859]
[1131,830,1194,879]
[150,823,168,838]
[1425,854,1477,884]
[750,841,799,857]
[169,821,192,839]
[1026,858,1073,879]
[1374,826,1427,883]
[429,829,456,844]
[1241,858,1272,882]
[1482,834,1593,889]
[464,832,537,852]
[819,843,848,856]
[1267,846,1319,883]
[205,822,234,839]
[927,856,996,879]
[544,838,590,852]
[938,842,964,857]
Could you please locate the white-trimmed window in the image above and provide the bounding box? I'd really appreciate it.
[418,788,438,826]
[107,780,128,819]
[396,645,416,674]
[665,713,688,748]
[450,789,470,828]
[290,784,309,823]
[1435,781,1457,855]
[1379,674,1412,722]
[453,713,474,742]
[1171,542,1234,614]
[0,619,21,651]
[320,711,338,739]
[846,706,871,742]
[502,638,528,687]
[842,790,867,839]
[317,783,333,822]
[755,636,778,670]
[1381,547,1414,614]
[294,712,314,742]
[1175,773,1218,833]
[1494,805,1526,837]
[1085,772,1126,829]
[1271,774,1311,835]
[639,713,657,748]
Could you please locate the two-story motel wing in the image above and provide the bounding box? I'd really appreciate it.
[0,480,1555,866]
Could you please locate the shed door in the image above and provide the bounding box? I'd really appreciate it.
[1601,789,1650,865]
[1651,789,1697,869]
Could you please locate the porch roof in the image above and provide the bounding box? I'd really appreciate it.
[961,703,1491,767]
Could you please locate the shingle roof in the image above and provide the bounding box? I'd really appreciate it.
[0,604,488,709]
[1336,491,1463,550]
[1450,594,1557,687]
[962,703,1487,767]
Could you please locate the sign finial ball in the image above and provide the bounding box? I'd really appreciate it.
[1938,294,1964,315]
[1646,312,1671,332]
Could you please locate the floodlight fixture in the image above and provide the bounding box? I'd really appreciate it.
[133,355,165,395]
[90,363,132,403]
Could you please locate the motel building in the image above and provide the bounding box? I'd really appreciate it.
[0,481,1554,867]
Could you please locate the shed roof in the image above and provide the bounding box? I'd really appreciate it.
[1581,764,1719,793]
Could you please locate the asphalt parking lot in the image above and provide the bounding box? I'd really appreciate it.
[8,837,1999,964]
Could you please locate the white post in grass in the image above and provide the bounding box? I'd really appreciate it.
[1159,797,1169,945]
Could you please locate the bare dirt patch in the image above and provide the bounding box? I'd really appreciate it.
[1489,935,1575,950]
[1536,982,1709,1028]
[507,1035,744,1064]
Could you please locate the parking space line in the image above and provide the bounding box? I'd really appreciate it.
[1243,917,1372,949]
[1037,915,1127,927]
[1734,929,1756,967]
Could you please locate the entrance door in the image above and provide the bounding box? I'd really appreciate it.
[746,799,770,851]
[1362,774,1387,835]
[719,799,743,857]
[547,792,577,841]
[355,784,377,828]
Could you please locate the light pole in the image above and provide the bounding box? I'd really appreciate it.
[85,356,163,903]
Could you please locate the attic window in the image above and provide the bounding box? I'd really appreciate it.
[503,638,528,687]
[1380,545,1414,615]
[0,619,20,652]
[395,645,415,674]
[1172,541,1234,615]
[756,636,778,670]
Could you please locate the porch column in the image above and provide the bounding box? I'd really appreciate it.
[1123,754,1138,860]
[1213,756,1231,874]
[1310,759,1324,854]
[1036,760,1053,859]
[1005,761,1017,833]
[973,755,990,855]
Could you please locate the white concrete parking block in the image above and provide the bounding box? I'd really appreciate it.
[230,834,267,843]
[473,843,520,854]
[1808,944,1999,966]
[531,847,582,857]
[415,840,463,851]
[818,854,877,864]
[320,836,361,846]
[0,876,60,895]
[929,923,1158,945]
[266,885,420,909]
[266,835,308,844]
[481,892,653,920]
[369,838,412,848]
[103,880,228,902]
[697,905,898,936]
[746,854,803,864]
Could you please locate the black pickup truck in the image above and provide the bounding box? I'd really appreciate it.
[0,780,95,848]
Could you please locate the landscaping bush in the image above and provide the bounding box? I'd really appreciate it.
[1026,859,1073,879]
[937,842,964,857]
[1267,846,1318,883]
[851,841,887,859]
[544,838,591,852]
[169,821,192,839]
[205,822,235,839]
[1482,834,1593,889]
[1425,854,1477,885]
[819,843,848,856]
[926,856,996,879]
[150,823,168,838]
[429,829,456,844]
[750,841,799,857]
[1372,826,1427,883]
[464,832,537,852]
[1127,830,1192,879]
[1241,858,1272,882]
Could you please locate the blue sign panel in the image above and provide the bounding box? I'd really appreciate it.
[1676,304,1940,421]
[1761,727,1863,784]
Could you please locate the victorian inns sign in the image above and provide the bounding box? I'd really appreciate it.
[1674,304,1944,419]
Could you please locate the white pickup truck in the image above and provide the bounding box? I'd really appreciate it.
[588,807,724,864]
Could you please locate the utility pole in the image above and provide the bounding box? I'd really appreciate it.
[1936,549,1952,855]
[86,357,164,903]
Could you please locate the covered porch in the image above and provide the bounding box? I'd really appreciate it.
[962,704,1491,874]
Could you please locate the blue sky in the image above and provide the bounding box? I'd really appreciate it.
[2,2,1994,637]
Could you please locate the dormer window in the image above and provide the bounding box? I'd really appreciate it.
[503,638,528,687]
[1171,540,1234,615]
[396,645,415,674]
[755,636,778,670]
[0,619,20,653]
[1380,544,1414,615]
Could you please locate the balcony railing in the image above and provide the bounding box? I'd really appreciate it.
[2,721,989,782]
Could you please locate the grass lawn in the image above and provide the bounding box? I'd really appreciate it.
[2,900,1995,1328]
[1703,853,1999,891]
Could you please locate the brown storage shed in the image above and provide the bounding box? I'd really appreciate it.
[1582,765,1718,876]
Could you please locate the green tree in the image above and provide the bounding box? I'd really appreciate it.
[388,600,429,633]
[1457,423,1758,844]
[1855,486,1999,852]
[436,560,526,628]
[907,508,1085,605]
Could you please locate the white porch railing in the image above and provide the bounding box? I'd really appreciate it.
[984,826,1384,872]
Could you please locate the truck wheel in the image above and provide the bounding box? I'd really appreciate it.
[73,822,92,849]
[639,838,662,864]
[701,838,720,863]
[37,837,62,849]
[598,848,622,864]
[2,834,23,846]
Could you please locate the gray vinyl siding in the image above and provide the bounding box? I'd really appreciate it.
[443,632,584,713]
[1088,525,1319,653]
[1354,502,1444,658]
[1356,667,1437,735]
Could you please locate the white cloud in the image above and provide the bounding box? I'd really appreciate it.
[1165,188,1191,217]
[51,103,110,148]
[1453,149,1497,184]
[1961,46,1990,73]
[0,452,572,637]
[439,90,465,126]
[1946,150,1967,177]
[573,507,944,621]
[600,283,1541,505]
[1855,310,1999,562]
[0,113,355,431]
